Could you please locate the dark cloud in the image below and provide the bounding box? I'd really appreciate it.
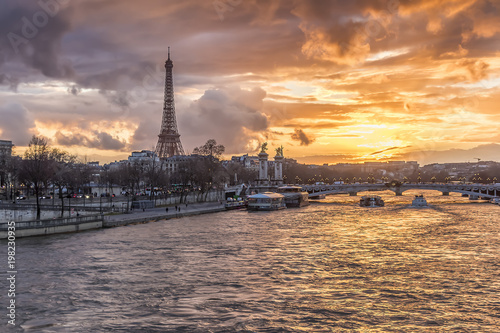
[55,131,126,151]
[99,90,132,109]
[0,74,19,91]
[0,0,75,78]
[67,85,81,96]
[370,146,405,156]
[291,128,315,146]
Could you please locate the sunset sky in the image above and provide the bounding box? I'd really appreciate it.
[1,0,499,165]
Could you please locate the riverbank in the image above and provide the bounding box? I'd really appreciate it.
[103,201,226,227]
[0,201,226,239]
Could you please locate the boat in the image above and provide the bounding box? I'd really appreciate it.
[276,186,310,207]
[224,198,247,210]
[247,192,287,211]
[412,195,428,207]
[489,197,500,205]
[359,195,384,207]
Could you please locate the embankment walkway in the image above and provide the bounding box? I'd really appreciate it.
[1,202,226,239]
[103,201,226,227]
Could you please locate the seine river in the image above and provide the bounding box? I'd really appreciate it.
[1,190,499,332]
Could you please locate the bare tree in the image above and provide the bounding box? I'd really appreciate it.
[192,139,225,158]
[50,148,77,216]
[20,136,53,220]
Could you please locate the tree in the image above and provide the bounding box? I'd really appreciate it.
[50,148,77,216]
[20,136,53,220]
[192,139,225,158]
[0,148,15,200]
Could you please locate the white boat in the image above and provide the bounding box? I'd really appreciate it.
[412,195,428,207]
[489,197,500,205]
[360,195,384,207]
[224,198,247,210]
[247,192,286,211]
[276,186,310,207]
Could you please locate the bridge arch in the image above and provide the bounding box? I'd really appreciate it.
[302,183,499,199]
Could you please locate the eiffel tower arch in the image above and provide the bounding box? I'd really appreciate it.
[155,47,185,158]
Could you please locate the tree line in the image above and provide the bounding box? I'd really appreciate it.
[0,136,238,220]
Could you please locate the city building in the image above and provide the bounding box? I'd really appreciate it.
[231,154,260,171]
[0,140,13,157]
[128,150,159,164]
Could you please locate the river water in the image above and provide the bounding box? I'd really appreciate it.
[1,190,499,332]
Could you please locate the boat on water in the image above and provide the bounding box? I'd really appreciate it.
[224,198,247,210]
[276,186,310,208]
[359,195,384,207]
[489,197,500,205]
[247,192,287,211]
[412,195,428,207]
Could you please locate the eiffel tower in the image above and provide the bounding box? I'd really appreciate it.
[155,47,185,158]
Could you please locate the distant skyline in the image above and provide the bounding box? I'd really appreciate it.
[1,0,499,165]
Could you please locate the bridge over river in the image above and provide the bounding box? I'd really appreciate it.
[301,183,500,199]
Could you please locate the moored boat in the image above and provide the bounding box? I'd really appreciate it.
[224,198,247,210]
[360,195,384,207]
[247,192,286,211]
[489,197,500,205]
[276,186,310,207]
[412,195,428,207]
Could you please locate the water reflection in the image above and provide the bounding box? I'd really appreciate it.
[0,190,498,332]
